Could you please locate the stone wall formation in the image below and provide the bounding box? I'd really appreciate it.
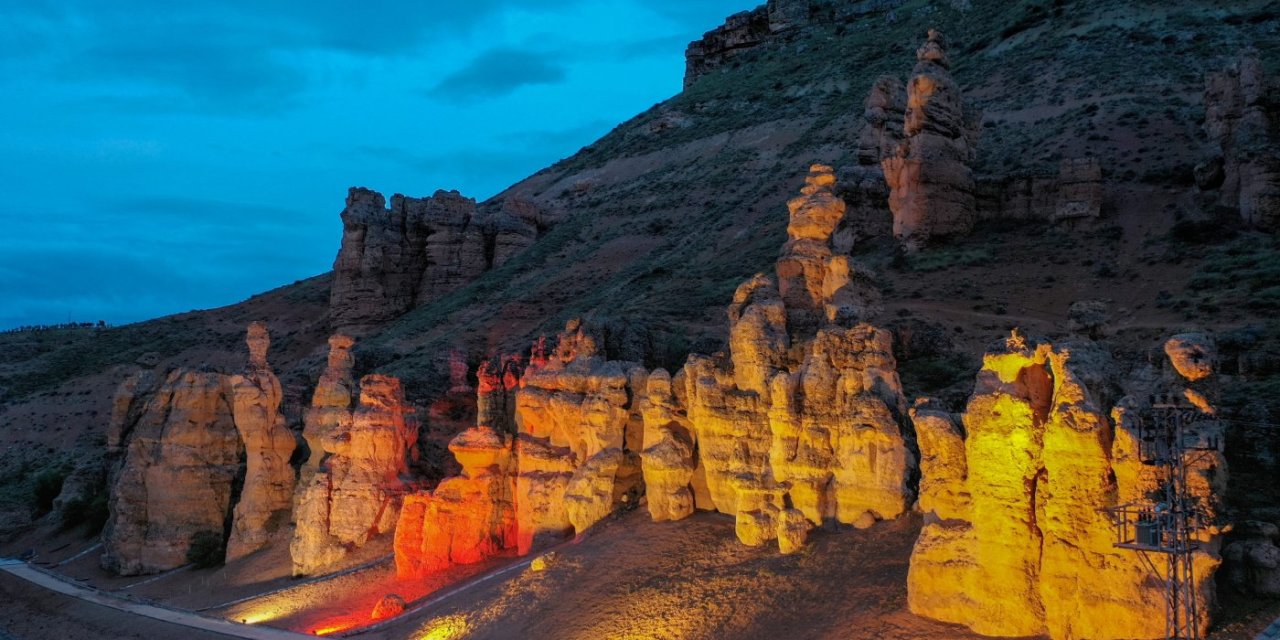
[93,28,1280,640]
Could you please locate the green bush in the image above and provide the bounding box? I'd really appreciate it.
[186,531,226,568]
[60,489,110,534]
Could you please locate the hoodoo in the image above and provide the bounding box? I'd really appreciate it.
[908,331,1227,640]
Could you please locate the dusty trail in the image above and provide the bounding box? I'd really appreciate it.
[0,559,313,640]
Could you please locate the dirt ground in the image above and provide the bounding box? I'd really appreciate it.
[0,571,229,640]
[2,507,1279,640]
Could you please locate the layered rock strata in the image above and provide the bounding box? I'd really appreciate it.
[291,374,418,575]
[837,75,905,246]
[908,332,1227,640]
[1199,52,1280,231]
[329,188,538,329]
[102,370,243,575]
[882,29,977,249]
[662,164,913,553]
[226,323,297,562]
[298,334,356,490]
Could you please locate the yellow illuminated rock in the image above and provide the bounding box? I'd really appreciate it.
[666,164,914,553]
[908,331,1226,640]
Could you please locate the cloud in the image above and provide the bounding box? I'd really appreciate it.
[428,48,568,103]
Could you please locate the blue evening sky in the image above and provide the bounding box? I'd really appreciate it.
[0,0,748,329]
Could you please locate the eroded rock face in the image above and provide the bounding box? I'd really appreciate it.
[394,323,646,575]
[102,370,243,575]
[908,331,1226,640]
[395,426,516,578]
[668,164,914,553]
[1222,521,1280,597]
[299,335,357,485]
[291,374,417,576]
[882,29,976,249]
[226,323,297,562]
[1201,52,1280,231]
[513,320,645,553]
[329,188,537,329]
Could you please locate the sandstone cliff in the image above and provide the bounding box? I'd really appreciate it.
[395,323,646,577]
[908,331,1226,640]
[1199,52,1280,231]
[329,188,540,330]
[102,370,243,575]
[292,374,418,576]
[882,29,977,250]
[647,164,914,553]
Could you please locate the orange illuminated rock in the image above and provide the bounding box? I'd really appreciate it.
[102,370,243,575]
[672,164,914,553]
[226,322,298,562]
[908,331,1227,640]
[882,29,976,250]
[292,374,417,576]
[395,426,516,578]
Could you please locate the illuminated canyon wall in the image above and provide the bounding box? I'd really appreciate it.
[292,365,419,576]
[908,331,1226,640]
[394,164,917,576]
[102,368,243,575]
[103,323,305,574]
[395,325,646,577]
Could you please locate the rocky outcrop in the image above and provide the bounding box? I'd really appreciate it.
[836,76,904,247]
[513,320,646,553]
[102,370,243,575]
[226,323,297,562]
[329,188,538,329]
[882,29,977,249]
[660,164,913,553]
[291,375,418,576]
[394,322,646,575]
[974,157,1104,222]
[908,331,1227,639]
[299,334,356,488]
[395,426,516,578]
[1222,521,1280,597]
[1199,52,1280,231]
[638,369,696,523]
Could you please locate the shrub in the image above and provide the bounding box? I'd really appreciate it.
[30,467,68,516]
[186,531,226,568]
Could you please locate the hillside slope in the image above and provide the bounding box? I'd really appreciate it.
[3,0,1280,539]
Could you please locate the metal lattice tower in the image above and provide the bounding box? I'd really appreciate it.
[1108,395,1222,640]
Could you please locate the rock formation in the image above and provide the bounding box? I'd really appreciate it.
[835,76,905,247]
[329,188,538,329]
[1222,521,1280,597]
[395,323,646,576]
[292,374,418,576]
[513,320,646,553]
[1199,52,1280,231]
[102,370,243,575]
[298,334,357,490]
[226,323,297,562]
[1054,157,1104,220]
[395,425,516,578]
[658,164,913,553]
[882,29,977,249]
[908,331,1227,639]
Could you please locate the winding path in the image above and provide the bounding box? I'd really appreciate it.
[0,559,313,640]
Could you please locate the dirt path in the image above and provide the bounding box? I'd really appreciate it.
[0,559,313,640]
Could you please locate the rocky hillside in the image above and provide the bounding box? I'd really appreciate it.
[3,0,1280,539]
